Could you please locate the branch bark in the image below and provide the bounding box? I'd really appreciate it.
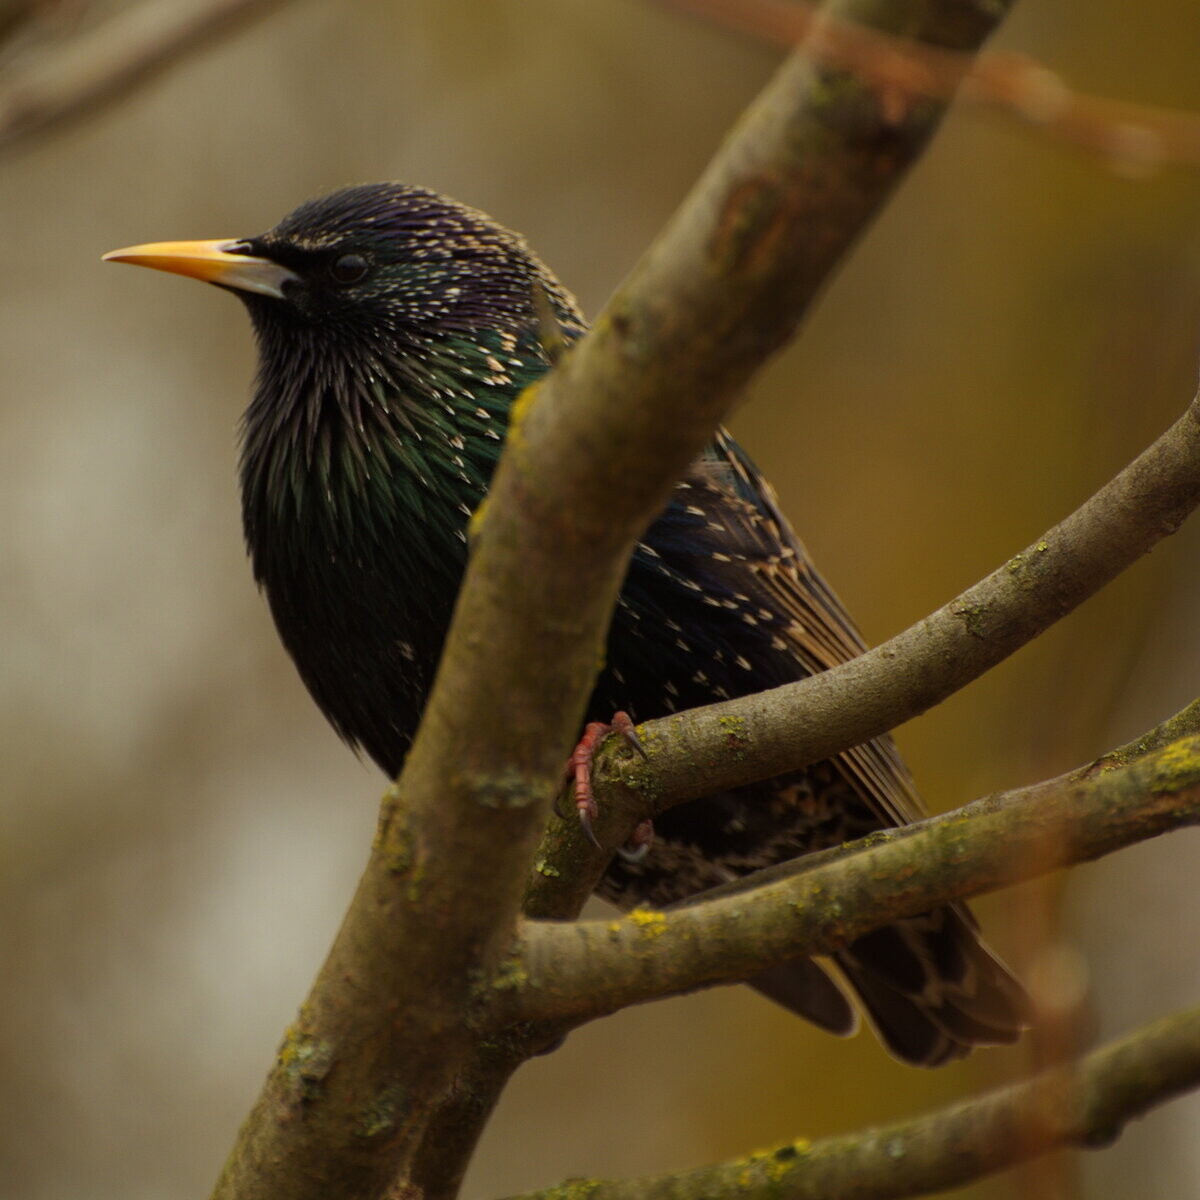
[508,719,1200,1026]
[621,394,1200,808]
[498,1006,1200,1200]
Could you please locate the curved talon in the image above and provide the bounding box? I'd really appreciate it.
[612,710,648,760]
[574,750,604,848]
[576,801,603,850]
[553,789,572,822]
[617,819,655,863]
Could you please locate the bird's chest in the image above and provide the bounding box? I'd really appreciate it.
[251,479,474,776]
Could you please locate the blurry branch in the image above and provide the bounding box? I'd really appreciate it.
[526,392,1200,918]
[511,718,1200,1024]
[499,1006,1200,1200]
[4,0,1197,177]
[658,0,1200,173]
[0,0,39,51]
[0,0,297,150]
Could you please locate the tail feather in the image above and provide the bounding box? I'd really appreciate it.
[751,904,1029,1067]
[748,957,857,1037]
[833,964,969,1066]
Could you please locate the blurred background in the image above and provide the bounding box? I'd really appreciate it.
[3,1,1200,1197]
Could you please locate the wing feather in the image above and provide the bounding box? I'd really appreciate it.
[688,428,924,829]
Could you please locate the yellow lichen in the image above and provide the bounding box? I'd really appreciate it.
[952,600,988,638]
[505,379,542,452]
[357,1083,406,1139]
[736,1139,813,1186]
[375,795,417,876]
[536,1180,601,1200]
[490,954,529,992]
[1150,737,1200,794]
[718,713,750,749]
[467,494,490,540]
[276,1026,334,1104]
[628,907,668,937]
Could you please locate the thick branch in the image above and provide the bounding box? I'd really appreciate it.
[0,0,296,151]
[510,725,1200,1025]
[499,1007,1200,1200]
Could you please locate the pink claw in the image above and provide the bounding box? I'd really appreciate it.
[564,711,649,850]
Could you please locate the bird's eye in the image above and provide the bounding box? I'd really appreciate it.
[329,253,369,285]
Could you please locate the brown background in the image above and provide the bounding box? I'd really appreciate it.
[3,2,1200,1197]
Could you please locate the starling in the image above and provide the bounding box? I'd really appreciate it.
[105,183,1026,1065]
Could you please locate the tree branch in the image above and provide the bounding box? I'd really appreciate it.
[508,721,1200,1025]
[659,0,1200,172]
[524,386,1200,920]
[0,0,298,151]
[627,390,1200,807]
[498,1006,1200,1200]
[671,695,1200,910]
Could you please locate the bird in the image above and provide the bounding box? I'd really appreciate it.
[105,182,1027,1065]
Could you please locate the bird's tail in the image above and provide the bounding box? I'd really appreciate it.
[751,904,1029,1067]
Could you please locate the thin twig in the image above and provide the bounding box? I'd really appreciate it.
[659,0,1200,173]
[636,395,1200,802]
[499,1006,1200,1200]
[0,0,297,150]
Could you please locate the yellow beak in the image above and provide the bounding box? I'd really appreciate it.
[102,239,297,300]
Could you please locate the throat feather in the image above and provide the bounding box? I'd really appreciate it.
[241,371,503,583]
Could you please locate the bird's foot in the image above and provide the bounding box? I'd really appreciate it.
[561,711,651,853]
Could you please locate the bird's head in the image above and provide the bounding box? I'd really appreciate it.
[104,182,582,355]
[106,183,590,568]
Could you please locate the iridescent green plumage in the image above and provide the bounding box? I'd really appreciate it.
[236,188,586,765]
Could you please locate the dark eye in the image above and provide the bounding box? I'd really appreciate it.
[329,253,369,285]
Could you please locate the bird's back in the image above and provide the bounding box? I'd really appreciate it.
[594,430,1026,1064]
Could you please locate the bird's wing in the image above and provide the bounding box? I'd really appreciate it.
[685,428,926,829]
